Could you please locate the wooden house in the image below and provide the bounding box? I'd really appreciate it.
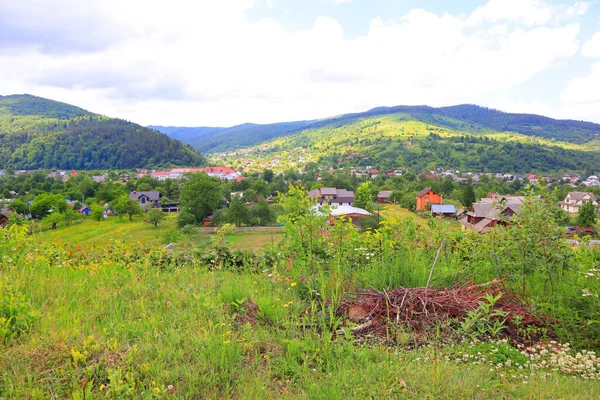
[377,190,393,203]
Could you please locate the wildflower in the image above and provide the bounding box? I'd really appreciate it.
[223,340,231,344]
[291,282,297,287]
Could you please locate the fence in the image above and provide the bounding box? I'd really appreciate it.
[195,226,284,233]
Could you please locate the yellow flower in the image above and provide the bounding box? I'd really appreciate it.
[283,304,289,308]
[154,387,161,393]
[223,340,231,344]
[291,282,297,287]
[99,384,105,391]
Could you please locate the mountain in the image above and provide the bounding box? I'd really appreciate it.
[154,105,600,154]
[211,111,600,174]
[0,94,205,170]
[151,120,316,153]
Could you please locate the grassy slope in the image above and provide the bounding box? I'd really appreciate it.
[32,215,283,251]
[2,234,599,397]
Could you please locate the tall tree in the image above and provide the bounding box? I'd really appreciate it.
[177,173,222,227]
[577,200,597,227]
[354,182,374,212]
[227,196,249,226]
[462,185,476,209]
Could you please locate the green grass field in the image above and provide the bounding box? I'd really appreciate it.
[3,207,599,398]
[32,215,284,251]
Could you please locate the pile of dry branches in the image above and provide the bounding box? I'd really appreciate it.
[337,280,552,344]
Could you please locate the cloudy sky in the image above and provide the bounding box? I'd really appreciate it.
[1,0,600,126]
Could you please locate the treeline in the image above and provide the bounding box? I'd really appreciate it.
[322,133,600,174]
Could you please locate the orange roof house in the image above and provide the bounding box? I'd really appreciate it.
[415,187,442,210]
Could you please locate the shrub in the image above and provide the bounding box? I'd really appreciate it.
[0,281,37,343]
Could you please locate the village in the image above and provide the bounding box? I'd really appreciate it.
[2,164,599,241]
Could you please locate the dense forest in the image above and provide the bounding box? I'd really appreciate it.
[0,95,206,169]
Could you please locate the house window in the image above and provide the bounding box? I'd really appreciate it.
[141,197,146,204]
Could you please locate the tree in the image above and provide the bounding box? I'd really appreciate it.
[44,212,64,230]
[30,194,66,219]
[441,176,454,195]
[177,173,222,227]
[262,169,274,183]
[577,200,597,227]
[250,199,273,226]
[91,205,104,221]
[354,182,374,212]
[113,196,142,221]
[7,199,26,215]
[145,208,165,228]
[227,196,249,226]
[462,185,476,209]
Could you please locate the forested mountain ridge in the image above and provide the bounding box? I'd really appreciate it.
[213,114,600,174]
[0,94,206,169]
[159,104,600,153]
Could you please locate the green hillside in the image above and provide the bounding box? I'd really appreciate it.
[0,94,206,170]
[214,113,600,173]
[160,104,600,154]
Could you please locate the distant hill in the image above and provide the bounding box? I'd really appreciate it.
[212,112,600,174]
[151,121,316,153]
[0,94,206,170]
[157,104,600,153]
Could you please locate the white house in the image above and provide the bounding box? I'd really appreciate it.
[561,192,598,214]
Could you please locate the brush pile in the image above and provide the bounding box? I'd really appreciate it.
[337,280,552,344]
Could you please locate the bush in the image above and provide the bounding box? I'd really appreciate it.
[0,281,37,343]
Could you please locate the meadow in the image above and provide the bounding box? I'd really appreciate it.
[1,192,600,398]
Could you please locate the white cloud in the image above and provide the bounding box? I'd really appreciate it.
[0,0,589,126]
[565,1,591,17]
[466,0,553,26]
[582,32,600,57]
[562,62,600,105]
[329,0,352,4]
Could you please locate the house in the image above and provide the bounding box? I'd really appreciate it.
[151,171,171,181]
[313,204,371,227]
[583,175,600,187]
[377,190,394,203]
[431,204,456,217]
[0,204,9,227]
[309,188,355,206]
[129,191,161,207]
[460,199,521,233]
[78,206,91,216]
[561,192,598,214]
[415,187,442,210]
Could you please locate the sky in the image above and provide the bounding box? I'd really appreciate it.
[1,0,600,127]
